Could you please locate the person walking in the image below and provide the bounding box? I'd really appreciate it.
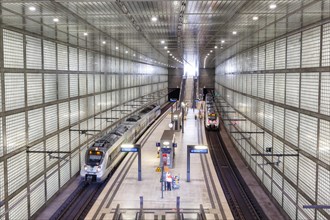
[166,172,172,191]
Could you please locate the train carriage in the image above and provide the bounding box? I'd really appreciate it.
[80,104,161,183]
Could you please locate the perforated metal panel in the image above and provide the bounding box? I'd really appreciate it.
[46,167,59,200]
[285,109,299,146]
[44,74,57,103]
[285,73,300,107]
[322,23,330,67]
[298,155,316,200]
[8,190,28,220]
[275,38,286,69]
[302,27,321,67]
[45,105,58,135]
[3,29,23,68]
[57,44,68,71]
[27,73,42,106]
[43,40,56,70]
[287,34,301,68]
[319,120,330,165]
[7,152,27,195]
[30,177,46,216]
[29,143,44,180]
[26,36,42,69]
[28,109,43,143]
[283,181,297,219]
[5,73,25,111]
[70,100,79,124]
[320,72,330,116]
[60,161,70,187]
[300,73,319,112]
[6,113,25,154]
[58,74,68,100]
[70,74,79,97]
[69,47,78,71]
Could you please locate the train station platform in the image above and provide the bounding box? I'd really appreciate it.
[86,107,234,219]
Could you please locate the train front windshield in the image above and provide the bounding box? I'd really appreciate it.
[86,150,103,165]
[208,114,217,121]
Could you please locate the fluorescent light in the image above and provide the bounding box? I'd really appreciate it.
[133,54,136,56]
[163,141,170,145]
[121,144,134,148]
[221,40,225,43]
[116,46,119,50]
[170,54,172,56]
[164,46,168,49]
[253,16,259,20]
[53,18,59,22]
[214,46,218,49]
[210,50,213,53]
[161,40,165,44]
[269,4,277,9]
[29,6,36,11]
[167,51,170,53]
[125,51,128,54]
[151,16,157,22]
[194,145,208,150]
[232,31,237,35]
[102,41,106,44]
[83,32,88,36]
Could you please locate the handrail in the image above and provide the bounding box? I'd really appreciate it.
[112,204,121,220]
[199,204,207,220]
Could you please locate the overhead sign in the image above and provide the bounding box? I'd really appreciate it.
[170,98,177,102]
[155,167,161,172]
[121,147,138,152]
[190,149,208,154]
[172,143,177,148]
[156,142,161,147]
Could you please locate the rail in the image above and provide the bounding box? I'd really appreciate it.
[205,130,267,220]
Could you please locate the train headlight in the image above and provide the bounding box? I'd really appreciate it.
[84,165,88,171]
[96,166,102,172]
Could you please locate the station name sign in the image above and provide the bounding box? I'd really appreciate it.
[190,149,208,154]
[121,147,138,152]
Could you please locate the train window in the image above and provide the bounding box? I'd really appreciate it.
[94,142,105,147]
[126,115,140,122]
[86,150,103,165]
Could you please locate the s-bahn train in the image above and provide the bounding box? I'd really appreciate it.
[80,104,161,183]
[205,94,220,131]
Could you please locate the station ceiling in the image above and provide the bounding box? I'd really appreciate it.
[0,0,328,68]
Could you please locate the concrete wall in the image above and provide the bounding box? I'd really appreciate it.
[199,68,215,89]
[168,68,183,88]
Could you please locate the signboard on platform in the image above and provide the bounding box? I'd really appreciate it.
[190,149,208,154]
[161,148,171,153]
[121,147,138,152]
[170,98,177,102]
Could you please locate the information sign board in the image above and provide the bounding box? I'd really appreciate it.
[121,147,138,152]
[190,149,208,154]
[161,148,171,153]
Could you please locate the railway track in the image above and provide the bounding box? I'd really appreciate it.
[50,103,173,220]
[205,130,268,220]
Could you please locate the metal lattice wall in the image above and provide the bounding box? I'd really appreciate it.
[0,27,168,219]
[215,12,330,220]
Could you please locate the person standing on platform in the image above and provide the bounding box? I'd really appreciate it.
[166,172,172,191]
